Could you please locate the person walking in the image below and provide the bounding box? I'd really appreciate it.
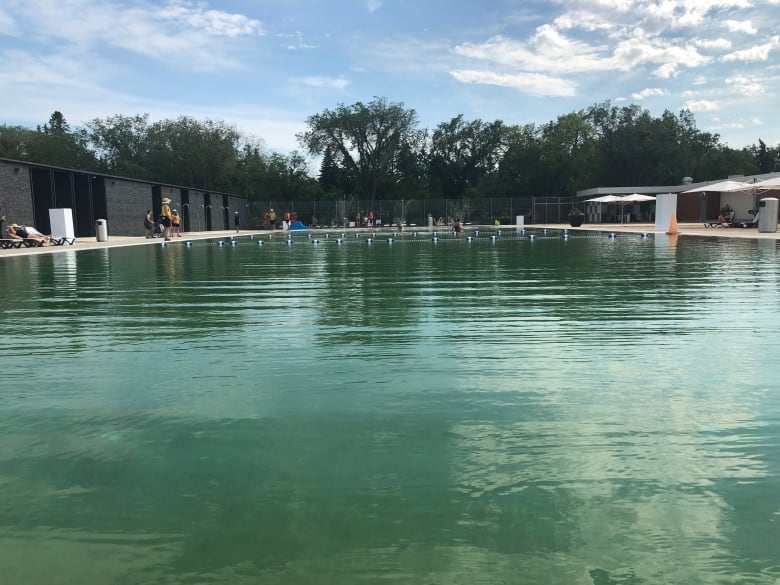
[144,210,154,238]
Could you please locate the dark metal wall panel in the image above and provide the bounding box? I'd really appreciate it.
[180,189,191,232]
[73,173,93,237]
[30,168,53,232]
[53,170,73,210]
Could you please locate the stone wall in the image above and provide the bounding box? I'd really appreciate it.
[0,160,35,228]
[0,158,246,238]
[106,178,154,237]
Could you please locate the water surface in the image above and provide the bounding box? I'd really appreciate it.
[1,231,779,584]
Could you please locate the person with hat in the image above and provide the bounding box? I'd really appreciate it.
[161,198,173,241]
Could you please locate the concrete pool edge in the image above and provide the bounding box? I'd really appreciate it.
[2,222,779,258]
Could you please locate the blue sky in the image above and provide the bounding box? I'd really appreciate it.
[1,0,779,155]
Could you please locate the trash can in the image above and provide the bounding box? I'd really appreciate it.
[95,219,108,242]
[758,198,778,233]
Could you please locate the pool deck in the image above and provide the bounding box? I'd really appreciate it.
[2,222,778,258]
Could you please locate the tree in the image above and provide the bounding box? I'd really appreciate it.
[297,97,421,207]
[40,111,70,135]
[428,115,506,199]
[86,114,151,177]
[539,112,596,196]
[496,123,545,198]
[144,117,242,190]
[752,139,779,173]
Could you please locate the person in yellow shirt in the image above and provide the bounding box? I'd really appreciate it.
[161,198,173,241]
[171,209,181,236]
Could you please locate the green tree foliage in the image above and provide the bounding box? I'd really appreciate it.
[297,97,421,206]
[495,124,545,197]
[540,112,596,195]
[428,115,507,199]
[0,125,36,161]
[143,117,242,190]
[752,139,779,173]
[86,114,151,177]
[1,101,775,205]
[1,112,97,170]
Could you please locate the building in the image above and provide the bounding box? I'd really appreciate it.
[576,172,780,224]
[0,157,248,237]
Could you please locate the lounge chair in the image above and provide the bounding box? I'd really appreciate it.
[51,237,75,246]
[0,238,46,248]
[730,212,759,228]
[0,238,24,249]
[704,212,734,228]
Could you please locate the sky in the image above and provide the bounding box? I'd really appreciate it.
[1,0,779,156]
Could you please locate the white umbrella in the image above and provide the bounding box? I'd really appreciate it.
[585,195,622,202]
[682,180,752,193]
[621,193,656,202]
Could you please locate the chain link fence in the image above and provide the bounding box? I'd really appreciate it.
[245,197,577,229]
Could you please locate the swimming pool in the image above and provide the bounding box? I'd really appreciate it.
[1,230,779,584]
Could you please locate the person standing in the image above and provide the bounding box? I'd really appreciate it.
[161,198,173,241]
[268,208,277,230]
[234,211,240,233]
[144,210,154,238]
[171,209,182,236]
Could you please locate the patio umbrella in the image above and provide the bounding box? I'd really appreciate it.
[616,194,656,223]
[621,193,656,202]
[681,180,752,193]
[585,195,623,202]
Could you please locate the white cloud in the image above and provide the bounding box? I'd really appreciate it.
[449,69,577,97]
[722,38,779,62]
[723,20,756,35]
[694,38,732,51]
[155,3,262,36]
[4,0,263,72]
[631,87,667,100]
[293,76,350,90]
[725,75,765,96]
[612,38,711,78]
[454,31,610,75]
[685,99,721,111]
[366,0,383,12]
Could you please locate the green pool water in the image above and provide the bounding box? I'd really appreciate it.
[1,231,779,584]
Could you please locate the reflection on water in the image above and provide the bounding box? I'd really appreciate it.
[1,232,779,584]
